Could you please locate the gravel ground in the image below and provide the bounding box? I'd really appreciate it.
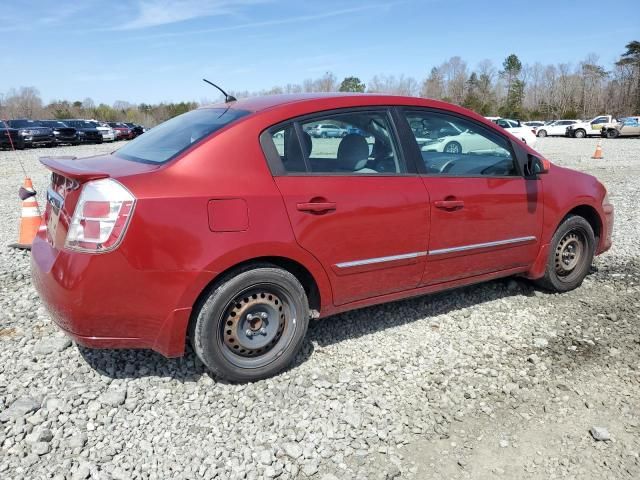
[0,137,639,479]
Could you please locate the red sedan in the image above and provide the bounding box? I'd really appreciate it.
[32,94,614,382]
[107,122,134,140]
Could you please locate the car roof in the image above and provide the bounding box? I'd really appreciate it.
[201,92,479,114]
[197,93,522,140]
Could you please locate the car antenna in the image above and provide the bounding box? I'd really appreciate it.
[202,79,237,103]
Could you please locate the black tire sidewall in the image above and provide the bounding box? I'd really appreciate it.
[193,267,309,382]
[543,216,595,292]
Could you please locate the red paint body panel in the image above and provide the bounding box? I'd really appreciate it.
[207,198,249,232]
[421,176,543,283]
[30,93,614,357]
[275,175,429,305]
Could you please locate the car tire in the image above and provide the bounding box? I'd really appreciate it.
[537,129,547,137]
[534,215,595,293]
[191,265,310,382]
[606,129,619,139]
[321,132,328,138]
[443,141,462,154]
[573,129,586,138]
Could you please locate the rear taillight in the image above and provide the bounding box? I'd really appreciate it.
[65,178,135,253]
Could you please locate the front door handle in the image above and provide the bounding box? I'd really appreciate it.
[434,200,464,210]
[296,201,337,214]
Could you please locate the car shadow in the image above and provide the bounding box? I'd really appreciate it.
[76,260,616,383]
[306,276,546,348]
[78,276,541,382]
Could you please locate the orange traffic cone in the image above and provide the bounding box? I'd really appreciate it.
[591,141,604,159]
[9,178,43,250]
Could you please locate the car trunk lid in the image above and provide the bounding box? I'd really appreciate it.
[39,154,159,249]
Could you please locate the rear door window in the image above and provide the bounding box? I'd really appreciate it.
[265,110,407,175]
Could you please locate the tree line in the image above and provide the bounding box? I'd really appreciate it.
[1,41,638,125]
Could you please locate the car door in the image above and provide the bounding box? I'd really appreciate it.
[399,108,543,284]
[590,116,609,133]
[263,108,430,306]
[621,117,640,135]
[549,121,564,135]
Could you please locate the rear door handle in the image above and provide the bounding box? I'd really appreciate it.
[296,201,337,214]
[434,200,464,210]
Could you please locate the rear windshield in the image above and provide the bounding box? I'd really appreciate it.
[115,108,251,164]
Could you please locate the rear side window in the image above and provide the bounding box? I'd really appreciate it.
[265,110,406,175]
[116,108,250,164]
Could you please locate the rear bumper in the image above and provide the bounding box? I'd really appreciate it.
[30,234,201,357]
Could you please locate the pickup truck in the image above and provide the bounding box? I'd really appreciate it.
[565,115,616,138]
[601,116,640,138]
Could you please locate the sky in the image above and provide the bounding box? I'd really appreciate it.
[1,0,638,105]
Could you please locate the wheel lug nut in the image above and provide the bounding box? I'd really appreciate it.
[245,329,253,337]
[259,327,266,335]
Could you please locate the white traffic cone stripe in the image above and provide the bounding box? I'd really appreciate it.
[21,207,41,217]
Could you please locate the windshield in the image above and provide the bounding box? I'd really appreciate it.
[42,121,68,127]
[115,108,250,164]
[65,120,95,128]
[8,120,39,128]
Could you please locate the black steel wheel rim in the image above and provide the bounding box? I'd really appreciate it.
[554,229,586,281]
[218,283,298,369]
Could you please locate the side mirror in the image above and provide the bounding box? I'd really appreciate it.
[525,154,549,176]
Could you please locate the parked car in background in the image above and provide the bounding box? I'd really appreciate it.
[486,117,537,147]
[601,116,640,138]
[536,120,579,137]
[61,120,104,144]
[523,121,545,129]
[124,123,145,137]
[107,122,134,140]
[0,124,25,149]
[307,123,347,138]
[6,119,55,148]
[31,93,613,382]
[88,121,115,142]
[38,120,79,145]
[566,115,616,138]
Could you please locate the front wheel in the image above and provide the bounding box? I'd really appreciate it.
[443,141,462,154]
[535,215,595,292]
[573,129,586,138]
[537,129,547,137]
[192,266,310,382]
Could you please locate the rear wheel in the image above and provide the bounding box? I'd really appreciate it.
[606,129,619,139]
[535,215,595,292]
[573,129,586,138]
[192,266,310,382]
[444,141,462,154]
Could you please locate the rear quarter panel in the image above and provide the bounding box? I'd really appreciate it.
[117,116,333,314]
